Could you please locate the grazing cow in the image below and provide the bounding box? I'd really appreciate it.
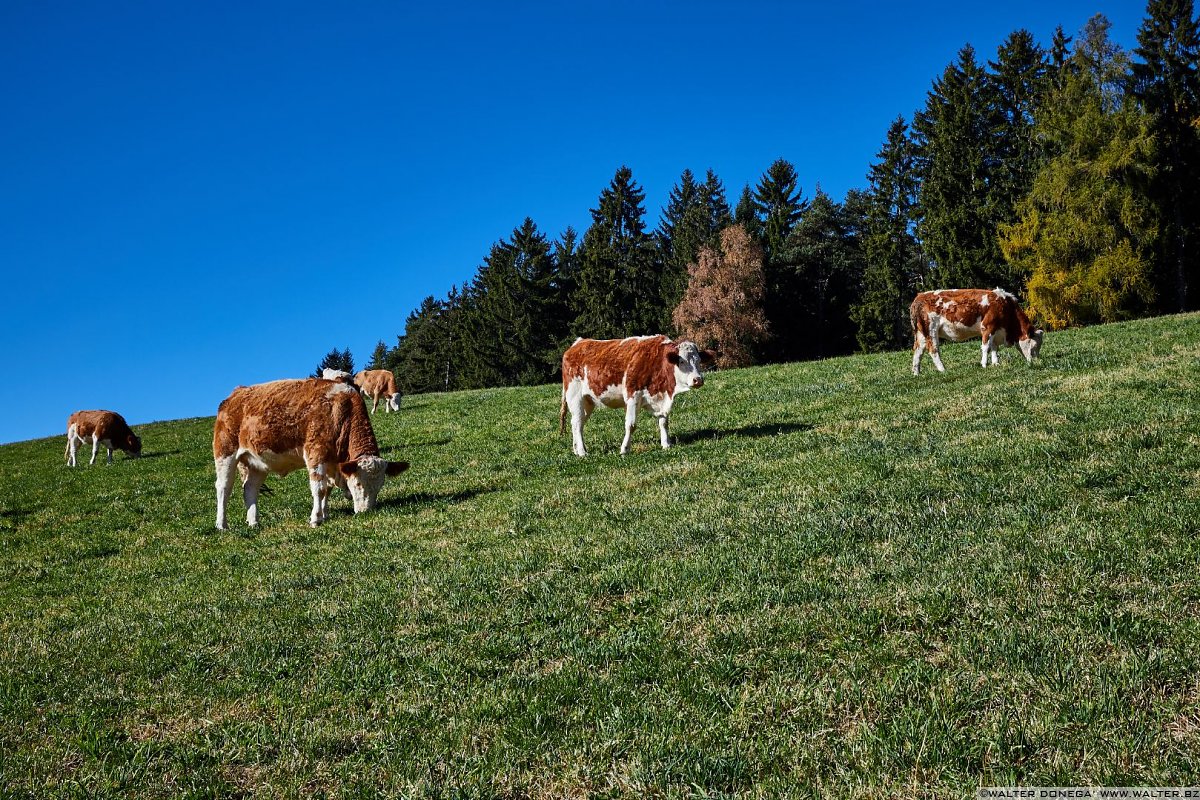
[559,335,716,456]
[321,368,353,383]
[354,369,402,413]
[910,288,1044,375]
[65,410,142,466]
[213,378,408,529]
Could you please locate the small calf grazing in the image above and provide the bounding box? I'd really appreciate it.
[910,288,1044,375]
[213,378,408,529]
[65,410,141,466]
[354,370,402,413]
[560,335,715,456]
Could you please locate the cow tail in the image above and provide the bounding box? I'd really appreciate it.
[909,299,928,341]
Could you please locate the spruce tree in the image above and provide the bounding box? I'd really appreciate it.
[368,340,388,370]
[733,184,762,241]
[312,348,355,378]
[573,166,662,338]
[657,169,710,327]
[700,169,733,236]
[1130,0,1200,311]
[915,45,1006,289]
[852,117,926,351]
[752,158,809,361]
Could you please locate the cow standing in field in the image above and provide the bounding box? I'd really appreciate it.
[354,369,402,413]
[560,335,716,456]
[910,288,1044,375]
[213,378,408,529]
[65,410,141,466]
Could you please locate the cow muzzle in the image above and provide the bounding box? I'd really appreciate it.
[691,376,705,388]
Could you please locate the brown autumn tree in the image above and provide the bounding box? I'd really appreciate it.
[671,224,769,368]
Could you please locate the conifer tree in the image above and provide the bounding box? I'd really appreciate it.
[657,169,710,326]
[914,45,1006,289]
[733,184,762,241]
[752,158,809,361]
[785,189,865,359]
[1130,0,1200,311]
[672,224,769,368]
[852,117,926,351]
[700,169,733,236]
[1000,15,1158,328]
[312,348,355,378]
[368,340,388,370]
[573,166,662,338]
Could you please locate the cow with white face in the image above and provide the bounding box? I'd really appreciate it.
[559,335,716,456]
[910,288,1044,374]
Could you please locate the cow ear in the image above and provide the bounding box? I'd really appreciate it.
[666,351,682,364]
[386,460,410,477]
[699,349,717,365]
[339,461,359,476]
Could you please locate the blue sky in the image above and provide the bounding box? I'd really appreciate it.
[1,1,1144,445]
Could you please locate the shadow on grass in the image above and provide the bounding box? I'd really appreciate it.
[137,450,183,460]
[675,421,814,444]
[379,485,497,510]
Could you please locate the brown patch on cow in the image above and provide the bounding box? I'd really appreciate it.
[213,379,381,467]
[64,410,141,457]
[561,335,680,400]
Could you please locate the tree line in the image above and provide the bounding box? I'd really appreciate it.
[326,3,1198,393]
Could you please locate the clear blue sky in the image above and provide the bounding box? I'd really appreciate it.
[1,1,1143,445]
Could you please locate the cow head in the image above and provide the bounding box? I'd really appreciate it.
[387,393,402,412]
[1019,329,1044,363]
[126,433,142,457]
[667,341,717,391]
[338,457,409,512]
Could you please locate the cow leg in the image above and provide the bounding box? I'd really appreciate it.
[106,443,114,465]
[566,382,591,457]
[927,332,946,372]
[981,334,991,368]
[308,464,329,527]
[657,415,671,449]
[214,455,238,530]
[242,467,266,527]
[67,431,79,467]
[371,395,379,413]
[912,332,925,375]
[619,398,639,455]
[89,436,100,465]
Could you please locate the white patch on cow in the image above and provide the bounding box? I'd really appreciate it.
[1019,331,1043,362]
[992,287,1016,301]
[343,456,390,513]
[930,312,982,343]
[214,454,238,529]
[980,294,990,307]
[597,382,625,409]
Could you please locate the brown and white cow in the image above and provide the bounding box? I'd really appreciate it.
[213,378,408,529]
[559,335,716,456]
[65,410,142,466]
[354,369,402,413]
[910,288,1044,375]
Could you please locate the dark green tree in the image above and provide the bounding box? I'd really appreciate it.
[657,169,710,326]
[393,291,461,393]
[700,169,733,236]
[367,340,388,370]
[852,117,927,351]
[784,188,866,359]
[733,184,762,241]
[1130,0,1200,311]
[752,158,810,361]
[312,347,355,378]
[573,166,662,338]
[914,45,1007,289]
[989,30,1050,244]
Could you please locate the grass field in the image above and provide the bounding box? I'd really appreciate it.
[2,314,1199,798]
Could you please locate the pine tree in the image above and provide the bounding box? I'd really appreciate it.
[312,348,355,378]
[1000,15,1158,328]
[852,117,926,351]
[657,169,710,326]
[1130,0,1200,311]
[784,189,866,359]
[671,224,769,368]
[573,166,662,338]
[733,184,762,241]
[700,169,733,236]
[394,291,461,393]
[368,340,388,370]
[753,159,808,266]
[915,45,1006,289]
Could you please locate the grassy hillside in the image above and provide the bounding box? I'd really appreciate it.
[2,315,1199,798]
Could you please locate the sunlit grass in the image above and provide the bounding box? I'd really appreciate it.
[1,314,1198,797]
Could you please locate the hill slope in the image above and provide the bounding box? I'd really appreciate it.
[2,315,1199,797]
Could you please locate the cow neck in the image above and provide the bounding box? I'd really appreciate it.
[341,397,381,460]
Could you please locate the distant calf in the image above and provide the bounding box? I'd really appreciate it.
[910,288,1044,375]
[213,378,408,529]
[354,370,402,413]
[65,410,141,466]
[560,335,715,456]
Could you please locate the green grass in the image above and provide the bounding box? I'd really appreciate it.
[2,315,1199,798]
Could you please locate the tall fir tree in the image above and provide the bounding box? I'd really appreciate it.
[784,188,865,359]
[573,166,662,338]
[852,117,926,351]
[657,169,710,327]
[1000,15,1158,328]
[733,184,762,241]
[1130,0,1200,312]
[312,348,355,378]
[752,158,810,361]
[367,340,389,370]
[914,45,1007,290]
[700,169,733,237]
